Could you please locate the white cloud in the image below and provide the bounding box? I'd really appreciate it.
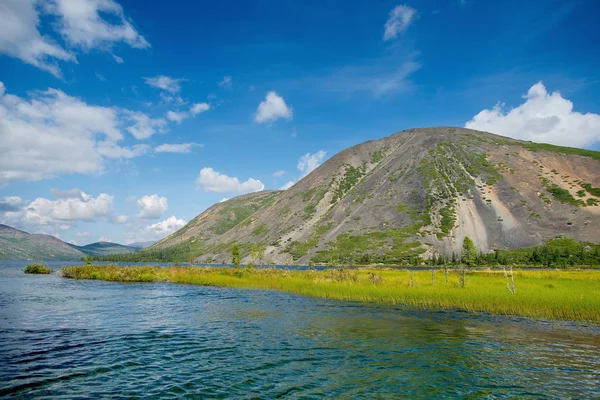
[465,81,600,147]
[218,76,232,88]
[165,103,210,124]
[144,75,184,93]
[0,189,115,229]
[254,91,293,123]
[110,214,128,224]
[76,231,90,238]
[190,102,210,115]
[324,57,420,96]
[112,54,123,63]
[155,143,202,154]
[143,216,186,240]
[196,167,264,194]
[98,236,112,242]
[219,197,230,203]
[0,0,76,78]
[136,194,168,219]
[0,196,24,212]
[383,5,416,41]
[272,170,286,177]
[125,111,167,139]
[0,0,147,78]
[45,0,149,50]
[97,142,150,158]
[298,150,327,177]
[0,82,163,186]
[166,110,188,124]
[280,181,295,190]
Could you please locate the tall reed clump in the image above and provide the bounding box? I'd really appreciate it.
[61,265,600,323]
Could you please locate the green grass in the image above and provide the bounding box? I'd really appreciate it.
[24,263,53,274]
[580,183,600,197]
[285,223,333,260]
[251,223,268,236]
[370,150,384,164]
[521,142,600,162]
[61,265,600,323]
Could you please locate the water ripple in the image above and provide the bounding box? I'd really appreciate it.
[1,260,599,398]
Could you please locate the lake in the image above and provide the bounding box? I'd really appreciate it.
[1,260,599,398]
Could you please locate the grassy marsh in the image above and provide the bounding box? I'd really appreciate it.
[61,265,600,323]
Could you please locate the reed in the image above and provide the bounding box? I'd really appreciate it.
[61,265,600,323]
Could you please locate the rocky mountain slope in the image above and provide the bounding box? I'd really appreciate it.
[152,127,600,265]
[0,224,85,260]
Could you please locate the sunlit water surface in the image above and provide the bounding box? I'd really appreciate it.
[1,260,599,398]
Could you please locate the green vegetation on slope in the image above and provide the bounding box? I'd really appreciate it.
[62,265,600,323]
[285,224,333,261]
[311,226,424,265]
[210,193,278,234]
[331,163,367,203]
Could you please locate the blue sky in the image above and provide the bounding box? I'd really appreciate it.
[1,0,599,245]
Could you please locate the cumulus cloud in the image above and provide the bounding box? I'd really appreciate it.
[383,5,416,41]
[0,189,114,229]
[0,0,147,77]
[465,81,600,147]
[125,111,167,139]
[298,150,327,177]
[0,82,162,185]
[166,110,188,124]
[190,102,210,115]
[196,168,264,194]
[219,198,230,203]
[142,216,186,240]
[218,76,232,88]
[144,75,184,93]
[136,194,168,219]
[254,91,293,123]
[272,170,286,177]
[155,143,202,154]
[279,181,295,190]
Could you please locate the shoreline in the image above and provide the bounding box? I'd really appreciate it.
[61,265,600,324]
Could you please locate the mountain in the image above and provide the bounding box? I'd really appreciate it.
[70,242,139,257]
[128,241,157,249]
[0,224,85,260]
[151,127,600,265]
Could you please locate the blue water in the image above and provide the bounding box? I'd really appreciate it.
[1,261,599,398]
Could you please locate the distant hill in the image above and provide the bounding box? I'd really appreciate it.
[0,224,84,260]
[128,241,157,249]
[150,127,600,265]
[70,242,139,257]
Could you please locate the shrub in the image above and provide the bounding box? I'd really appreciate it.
[24,263,53,274]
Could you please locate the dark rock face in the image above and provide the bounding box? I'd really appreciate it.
[154,127,600,264]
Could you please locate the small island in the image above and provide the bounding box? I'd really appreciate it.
[24,263,53,274]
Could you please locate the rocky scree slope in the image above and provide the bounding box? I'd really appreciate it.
[152,127,600,265]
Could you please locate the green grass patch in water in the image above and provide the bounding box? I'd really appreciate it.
[24,263,53,274]
[61,265,600,324]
